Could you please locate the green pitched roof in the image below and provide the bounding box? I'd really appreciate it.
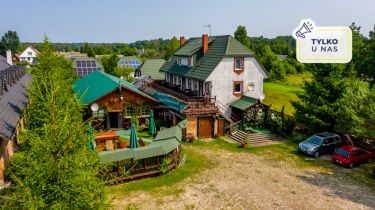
[72,70,157,105]
[230,96,257,111]
[160,35,259,81]
[174,37,215,56]
[225,36,255,56]
[138,59,166,80]
[98,124,185,164]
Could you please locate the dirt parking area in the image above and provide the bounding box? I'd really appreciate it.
[112,144,375,210]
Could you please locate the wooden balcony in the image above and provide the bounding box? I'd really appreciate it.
[183,96,219,115]
[151,82,219,116]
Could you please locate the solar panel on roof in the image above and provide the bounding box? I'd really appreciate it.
[74,60,100,77]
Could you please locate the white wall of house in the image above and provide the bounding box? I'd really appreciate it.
[206,57,268,114]
[19,47,38,64]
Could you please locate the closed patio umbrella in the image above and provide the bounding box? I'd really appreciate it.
[129,123,138,149]
[148,110,156,137]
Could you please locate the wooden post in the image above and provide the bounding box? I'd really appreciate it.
[130,159,134,175]
[157,156,160,167]
[172,114,177,126]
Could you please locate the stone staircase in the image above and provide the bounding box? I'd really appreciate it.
[227,130,284,146]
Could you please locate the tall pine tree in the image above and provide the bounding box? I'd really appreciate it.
[4,38,108,209]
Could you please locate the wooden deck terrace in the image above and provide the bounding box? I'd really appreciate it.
[183,96,219,115]
[151,82,219,115]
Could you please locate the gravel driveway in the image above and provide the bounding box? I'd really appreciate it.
[113,145,375,210]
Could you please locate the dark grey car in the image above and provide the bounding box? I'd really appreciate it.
[299,132,341,158]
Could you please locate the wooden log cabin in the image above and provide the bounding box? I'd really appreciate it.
[72,71,159,130]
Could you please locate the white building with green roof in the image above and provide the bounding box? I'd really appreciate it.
[160,34,269,116]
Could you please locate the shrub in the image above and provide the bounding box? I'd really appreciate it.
[158,158,172,174]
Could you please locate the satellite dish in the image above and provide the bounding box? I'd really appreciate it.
[259,93,265,100]
[90,103,99,112]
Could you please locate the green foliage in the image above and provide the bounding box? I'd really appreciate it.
[131,115,139,130]
[101,54,119,75]
[234,25,251,49]
[4,38,108,209]
[158,158,172,174]
[122,46,138,56]
[164,36,180,60]
[0,30,20,56]
[335,79,375,139]
[292,64,350,131]
[355,25,375,81]
[80,42,94,57]
[113,66,135,82]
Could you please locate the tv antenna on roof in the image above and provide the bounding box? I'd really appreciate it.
[203,24,212,36]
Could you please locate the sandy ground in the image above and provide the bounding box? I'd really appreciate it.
[112,146,375,210]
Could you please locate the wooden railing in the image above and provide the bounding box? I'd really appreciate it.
[151,83,189,102]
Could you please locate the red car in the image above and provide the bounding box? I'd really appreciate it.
[332,146,373,168]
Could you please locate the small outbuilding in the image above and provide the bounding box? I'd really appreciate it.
[135,59,165,81]
[73,71,158,130]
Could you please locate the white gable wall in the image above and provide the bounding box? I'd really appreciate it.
[206,57,267,114]
[19,47,38,64]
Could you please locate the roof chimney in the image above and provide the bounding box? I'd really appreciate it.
[6,50,12,66]
[202,34,208,54]
[180,36,185,46]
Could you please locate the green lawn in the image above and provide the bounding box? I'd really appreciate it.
[263,73,311,116]
[263,82,303,115]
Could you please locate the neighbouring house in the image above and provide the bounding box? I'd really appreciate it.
[0,65,30,186]
[137,49,145,56]
[117,56,141,69]
[19,46,39,64]
[72,71,159,130]
[71,57,103,77]
[158,34,269,138]
[135,59,165,81]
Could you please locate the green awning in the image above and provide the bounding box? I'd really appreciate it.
[230,96,257,111]
[98,124,183,164]
[152,91,187,112]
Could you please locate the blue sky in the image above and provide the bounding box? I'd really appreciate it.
[1,0,375,43]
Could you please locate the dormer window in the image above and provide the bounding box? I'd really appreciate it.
[234,57,244,74]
